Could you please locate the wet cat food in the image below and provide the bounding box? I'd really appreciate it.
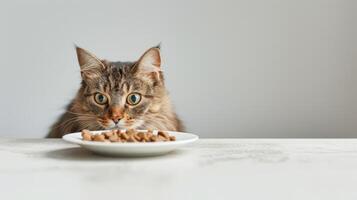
[81,129,176,143]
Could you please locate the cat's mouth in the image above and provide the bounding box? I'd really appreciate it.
[98,118,142,130]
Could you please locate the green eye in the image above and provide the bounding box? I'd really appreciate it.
[127,93,141,105]
[94,93,108,105]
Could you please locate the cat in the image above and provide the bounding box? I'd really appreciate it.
[47,45,183,138]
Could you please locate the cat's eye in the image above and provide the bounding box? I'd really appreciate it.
[126,93,141,105]
[94,93,108,105]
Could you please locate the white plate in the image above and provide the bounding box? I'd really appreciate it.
[62,130,199,157]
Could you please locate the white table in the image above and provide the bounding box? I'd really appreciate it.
[0,138,356,200]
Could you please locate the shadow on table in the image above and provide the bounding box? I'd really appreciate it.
[44,147,187,161]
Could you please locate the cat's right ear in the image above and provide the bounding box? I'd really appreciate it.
[75,46,105,81]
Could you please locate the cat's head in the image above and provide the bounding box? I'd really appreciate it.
[72,45,167,130]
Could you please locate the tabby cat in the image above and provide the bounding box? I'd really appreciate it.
[47,45,183,138]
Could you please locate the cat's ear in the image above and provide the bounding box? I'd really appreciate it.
[75,46,105,81]
[133,46,162,81]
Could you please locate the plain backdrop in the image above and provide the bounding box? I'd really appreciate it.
[0,0,356,138]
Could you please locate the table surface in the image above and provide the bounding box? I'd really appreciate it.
[0,138,356,200]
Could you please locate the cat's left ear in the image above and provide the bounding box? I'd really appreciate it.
[75,46,106,81]
[133,46,162,81]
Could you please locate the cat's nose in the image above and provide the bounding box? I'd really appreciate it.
[113,119,120,124]
[111,114,122,124]
[110,106,123,124]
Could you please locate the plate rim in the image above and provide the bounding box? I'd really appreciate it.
[62,130,199,147]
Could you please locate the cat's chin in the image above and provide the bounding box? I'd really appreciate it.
[102,125,135,130]
[117,119,144,130]
[101,120,143,130]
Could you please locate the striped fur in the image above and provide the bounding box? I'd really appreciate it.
[47,46,183,138]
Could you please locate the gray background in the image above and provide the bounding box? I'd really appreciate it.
[0,0,356,138]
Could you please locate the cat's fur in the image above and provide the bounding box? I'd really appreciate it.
[47,45,183,138]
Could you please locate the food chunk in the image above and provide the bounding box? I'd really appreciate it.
[80,129,176,143]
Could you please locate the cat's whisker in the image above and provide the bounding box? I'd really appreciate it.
[64,119,92,132]
[54,114,95,127]
[79,120,101,131]
[53,117,79,129]
[56,115,96,131]
[65,111,96,117]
